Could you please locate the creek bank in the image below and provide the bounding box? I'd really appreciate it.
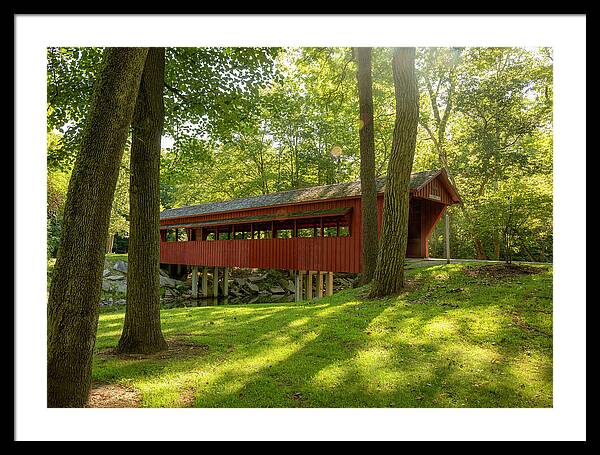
[100,259,359,307]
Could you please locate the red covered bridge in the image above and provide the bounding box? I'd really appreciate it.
[159,169,460,298]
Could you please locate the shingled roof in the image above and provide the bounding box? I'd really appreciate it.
[160,169,443,220]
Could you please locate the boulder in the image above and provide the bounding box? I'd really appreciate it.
[113,260,128,273]
[102,269,111,277]
[247,274,267,283]
[285,280,296,293]
[234,277,247,287]
[160,275,182,288]
[246,282,260,293]
[105,274,125,281]
[115,281,127,294]
[270,286,285,294]
[102,280,127,294]
[159,268,170,277]
[164,288,178,298]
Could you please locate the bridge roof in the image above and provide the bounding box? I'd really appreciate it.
[160,169,448,220]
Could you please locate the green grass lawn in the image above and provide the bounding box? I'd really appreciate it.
[93,262,552,408]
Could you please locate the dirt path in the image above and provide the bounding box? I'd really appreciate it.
[87,384,141,408]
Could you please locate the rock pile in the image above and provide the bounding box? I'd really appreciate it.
[100,259,187,306]
[100,258,359,306]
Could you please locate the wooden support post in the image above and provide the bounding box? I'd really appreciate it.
[202,266,208,297]
[445,211,451,264]
[294,271,300,302]
[295,271,305,302]
[326,272,334,296]
[317,272,324,298]
[213,267,219,297]
[306,271,314,300]
[191,265,198,297]
[223,267,230,297]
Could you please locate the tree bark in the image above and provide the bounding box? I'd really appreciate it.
[47,47,149,407]
[116,48,168,354]
[356,47,378,284]
[369,48,419,297]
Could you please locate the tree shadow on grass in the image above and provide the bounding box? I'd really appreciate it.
[92,265,552,408]
[93,290,390,407]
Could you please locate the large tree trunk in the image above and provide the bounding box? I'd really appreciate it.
[369,48,419,297]
[356,47,378,284]
[116,48,168,354]
[47,48,149,407]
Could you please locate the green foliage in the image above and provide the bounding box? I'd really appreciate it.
[430,175,553,262]
[47,46,553,261]
[47,129,132,256]
[417,47,552,259]
[108,150,130,240]
[47,47,105,170]
[47,132,71,258]
[47,46,280,170]
[477,176,553,262]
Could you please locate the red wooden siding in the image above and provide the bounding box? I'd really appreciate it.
[161,198,363,273]
[160,173,457,272]
[418,199,447,258]
[407,198,422,257]
[160,236,361,273]
[412,178,455,205]
[375,195,442,258]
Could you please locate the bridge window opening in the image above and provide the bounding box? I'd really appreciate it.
[277,229,293,239]
[203,228,216,241]
[297,228,315,237]
[295,218,318,237]
[253,222,272,239]
[176,228,188,242]
[165,229,177,242]
[323,227,338,237]
[160,211,352,243]
[189,228,200,241]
